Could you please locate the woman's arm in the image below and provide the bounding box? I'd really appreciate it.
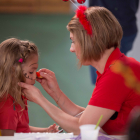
[37,69,85,116]
[39,96,115,135]
[19,82,115,135]
[1,129,15,136]
[37,95,81,134]
[79,105,115,127]
[22,85,81,135]
[54,89,85,116]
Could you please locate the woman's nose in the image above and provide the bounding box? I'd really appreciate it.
[70,45,75,53]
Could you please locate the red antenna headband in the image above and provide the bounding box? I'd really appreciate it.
[63,0,92,36]
[76,5,92,35]
[63,0,85,4]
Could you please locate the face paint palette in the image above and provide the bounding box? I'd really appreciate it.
[36,72,43,78]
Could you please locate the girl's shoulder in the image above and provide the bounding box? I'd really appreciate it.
[0,94,15,112]
[0,94,28,112]
[0,94,23,111]
[0,94,14,105]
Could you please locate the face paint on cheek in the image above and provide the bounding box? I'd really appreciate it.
[24,73,33,80]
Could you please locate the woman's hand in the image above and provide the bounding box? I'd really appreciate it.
[18,82,44,105]
[36,69,62,102]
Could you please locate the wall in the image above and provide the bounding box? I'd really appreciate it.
[0,0,70,13]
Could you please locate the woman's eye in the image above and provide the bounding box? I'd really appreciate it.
[29,72,33,74]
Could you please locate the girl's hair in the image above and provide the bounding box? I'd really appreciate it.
[67,6,123,66]
[0,38,38,109]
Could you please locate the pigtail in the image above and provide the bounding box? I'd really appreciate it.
[0,46,15,99]
[10,64,25,109]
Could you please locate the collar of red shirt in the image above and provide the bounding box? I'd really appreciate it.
[96,48,124,76]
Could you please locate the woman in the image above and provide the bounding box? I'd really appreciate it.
[19,6,140,135]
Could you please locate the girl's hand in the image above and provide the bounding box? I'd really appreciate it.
[36,69,62,102]
[46,124,59,133]
[18,82,44,105]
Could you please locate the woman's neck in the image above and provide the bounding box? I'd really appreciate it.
[91,47,115,74]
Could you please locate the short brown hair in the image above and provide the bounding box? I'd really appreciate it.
[67,6,123,65]
[0,38,38,109]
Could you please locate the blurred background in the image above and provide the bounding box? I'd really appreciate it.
[0,0,140,130]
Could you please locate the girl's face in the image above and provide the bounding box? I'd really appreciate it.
[21,54,38,85]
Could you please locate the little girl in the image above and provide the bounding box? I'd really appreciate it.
[0,38,58,136]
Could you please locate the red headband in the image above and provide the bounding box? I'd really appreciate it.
[76,5,92,36]
[63,0,85,4]
[62,1,92,35]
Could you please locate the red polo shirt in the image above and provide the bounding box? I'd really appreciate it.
[88,48,140,135]
[0,95,30,133]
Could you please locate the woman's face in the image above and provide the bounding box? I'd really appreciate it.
[21,54,38,85]
[70,32,92,66]
[70,32,81,59]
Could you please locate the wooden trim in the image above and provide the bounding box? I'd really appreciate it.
[0,0,70,13]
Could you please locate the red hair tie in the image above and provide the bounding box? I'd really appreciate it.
[18,58,23,63]
[76,5,92,36]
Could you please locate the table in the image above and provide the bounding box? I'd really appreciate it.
[0,133,128,140]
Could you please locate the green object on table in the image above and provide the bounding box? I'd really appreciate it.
[95,115,103,130]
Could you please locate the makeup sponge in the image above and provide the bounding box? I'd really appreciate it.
[36,72,43,78]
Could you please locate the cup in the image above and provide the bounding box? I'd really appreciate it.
[79,124,100,140]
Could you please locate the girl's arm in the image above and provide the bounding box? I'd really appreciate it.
[29,126,47,132]
[29,124,58,133]
[1,129,15,136]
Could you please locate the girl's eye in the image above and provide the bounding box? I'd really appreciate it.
[29,72,33,74]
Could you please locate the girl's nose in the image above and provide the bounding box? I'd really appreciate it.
[33,72,37,80]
